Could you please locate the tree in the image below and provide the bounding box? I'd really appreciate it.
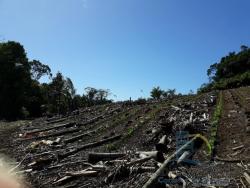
[84,87,98,105]
[96,89,110,101]
[0,41,31,119]
[150,86,164,100]
[30,60,52,81]
[198,45,250,93]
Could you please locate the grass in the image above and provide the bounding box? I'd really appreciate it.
[209,91,223,157]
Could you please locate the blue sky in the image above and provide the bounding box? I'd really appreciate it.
[1,0,250,100]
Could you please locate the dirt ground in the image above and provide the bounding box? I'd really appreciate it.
[0,87,250,188]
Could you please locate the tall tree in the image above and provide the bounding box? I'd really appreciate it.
[30,60,52,81]
[150,86,164,100]
[0,41,31,119]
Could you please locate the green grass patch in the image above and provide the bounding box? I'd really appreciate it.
[209,91,223,157]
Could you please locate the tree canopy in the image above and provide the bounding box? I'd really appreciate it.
[198,45,250,93]
[0,41,112,120]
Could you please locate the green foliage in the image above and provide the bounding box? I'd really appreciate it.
[84,87,112,106]
[209,92,223,156]
[0,41,31,119]
[0,41,113,120]
[199,45,250,93]
[127,127,134,137]
[106,143,117,151]
[150,86,164,99]
[30,60,52,81]
[150,87,176,100]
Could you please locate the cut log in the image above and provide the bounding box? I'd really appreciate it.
[177,151,191,164]
[142,134,201,188]
[137,151,165,163]
[155,135,168,153]
[88,152,126,163]
[59,135,122,159]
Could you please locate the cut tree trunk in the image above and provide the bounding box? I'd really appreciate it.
[155,135,168,153]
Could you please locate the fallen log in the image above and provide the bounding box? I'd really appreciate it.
[137,151,165,163]
[47,117,68,124]
[23,127,80,141]
[64,127,102,144]
[59,135,122,159]
[177,151,192,164]
[142,134,201,188]
[24,122,76,135]
[88,152,126,163]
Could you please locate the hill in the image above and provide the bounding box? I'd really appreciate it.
[1,87,250,187]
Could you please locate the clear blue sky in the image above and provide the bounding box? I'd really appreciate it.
[1,0,250,100]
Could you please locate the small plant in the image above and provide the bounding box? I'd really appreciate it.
[127,127,134,137]
[106,143,117,151]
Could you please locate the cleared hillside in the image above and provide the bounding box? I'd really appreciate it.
[1,87,250,187]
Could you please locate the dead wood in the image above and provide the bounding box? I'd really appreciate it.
[64,127,102,144]
[47,160,87,170]
[137,151,165,163]
[126,156,151,166]
[22,127,80,141]
[142,134,201,188]
[47,117,68,124]
[215,156,250,162]
[232,145,244,151]
[177,151,192,164]
[155,135,168,153]
[59,135,122,159]
[24,122,76,135]
[88,152,126,163]
[243,172,250,185]
[65,170,98,177]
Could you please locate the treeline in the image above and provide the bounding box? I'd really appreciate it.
[150,87,180,99]
[198,45,250,93]
[0,41,111,120]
